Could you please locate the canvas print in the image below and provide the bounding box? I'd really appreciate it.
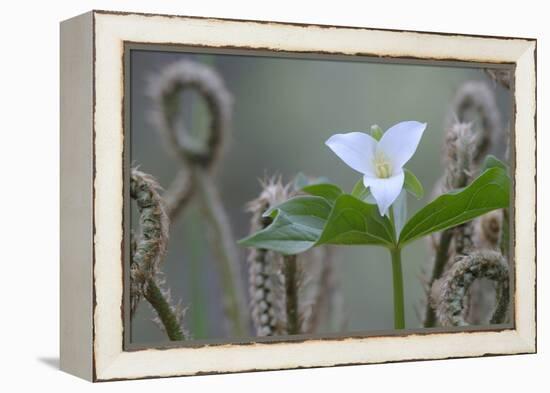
[127,47,513,346]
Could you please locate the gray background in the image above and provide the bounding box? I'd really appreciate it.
[130,49,512,344]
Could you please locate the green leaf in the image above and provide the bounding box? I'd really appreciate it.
[351,179,377,204]
[301,183,343,205]
[239,196,331,254]
[398,166,510,246]
[318,194,395,247]
[239,192,396,254]
[404,169,424,199]
[351,179,370,200]
[392,190,407,237]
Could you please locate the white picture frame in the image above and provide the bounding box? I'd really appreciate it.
[60,10,536,382]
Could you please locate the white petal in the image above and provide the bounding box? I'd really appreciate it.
[363,171,405,216]
[325,132,377,176]
[377,121,427,170]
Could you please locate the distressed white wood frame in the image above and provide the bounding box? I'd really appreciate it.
[60,10,536,382]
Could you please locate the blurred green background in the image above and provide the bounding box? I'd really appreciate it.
[130,49,511,344]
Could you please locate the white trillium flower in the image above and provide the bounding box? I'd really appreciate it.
[326,121,427,216]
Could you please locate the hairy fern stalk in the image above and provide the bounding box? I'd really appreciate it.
[423,80,510,327]
[148,59,249,336]
[130,168,188,341]
[246,176,342,336]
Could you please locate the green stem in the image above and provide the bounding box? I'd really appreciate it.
[143,278,185,341]
[188,207,208,338]
[192,167,248,336]
[390,248,405,330]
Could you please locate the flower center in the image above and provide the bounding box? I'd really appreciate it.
[374,152,392,179]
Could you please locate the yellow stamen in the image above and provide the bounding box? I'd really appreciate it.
[374,151,392,179]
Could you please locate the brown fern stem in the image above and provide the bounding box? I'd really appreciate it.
[283,255,300,335]
[424,230,453,327]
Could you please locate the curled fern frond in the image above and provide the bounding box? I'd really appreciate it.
[423,122,477,327]
[130,167,188,340]
[130,168,169,274]
[485,68,512,90]
[148,60,248,336]
[475,210,502,250]
[424,80,508,328]
[443,122,476,191]
[431,250,509,326]
[163,168,194,220]
[148,60,232,169]
[448,81,503,165]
